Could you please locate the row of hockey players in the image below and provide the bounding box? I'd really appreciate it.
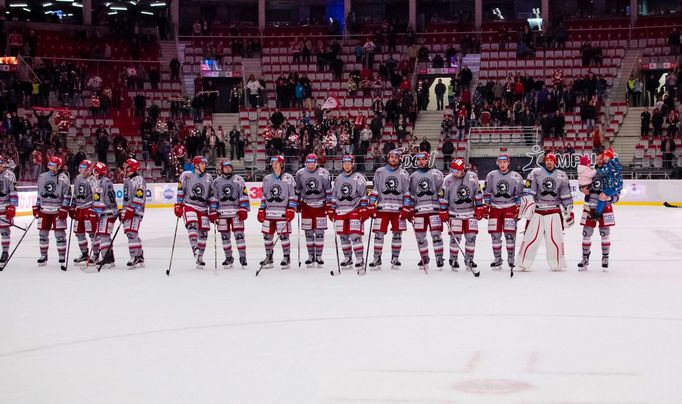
[0,156,148,269]
[171,147,619,273]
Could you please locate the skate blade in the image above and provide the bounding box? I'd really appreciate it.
[369,266,381,271]
[223,264,234,269]
[37,262,47,267]
[281,265,290,270]
[391,265,400,270]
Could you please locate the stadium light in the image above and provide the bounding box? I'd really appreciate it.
[9,3,29,7]
[150,2,166,7]
[111,6,127,10]
[42,2,53,6]
[72,2,83,7]
[141,10,153,15]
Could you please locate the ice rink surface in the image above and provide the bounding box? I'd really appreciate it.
[1,206,682,404]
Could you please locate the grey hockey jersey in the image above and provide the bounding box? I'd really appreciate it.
[408,168,444,214]
[260,172,298,219]
[209,174,250,217]
[0,169,18,209]
[36,171,72,213]
[177,171,214,212]
[331,172,368,215]
[528,167,573,211]
[93,176,117,216]
[123,173,147,215]
[295,167,332,208]
[71,173,97,209]
[369,165,411,212]
[484,169,524,208]
[440,171,482,218]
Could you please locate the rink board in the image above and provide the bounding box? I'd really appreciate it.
[13,179,682,215]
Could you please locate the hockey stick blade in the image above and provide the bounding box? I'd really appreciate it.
[663,201,679,208]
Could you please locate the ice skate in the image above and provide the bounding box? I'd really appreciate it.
[73,253,89,265]
[578,253,590,272]
[259,254,274,269]
[601,255,609,271]
[127,256,145,269]
[355,259,366,275]
[239,257,248,269]
[96,254,115,269]
[390,257,401,270]
[58,255,65,264]
[417,258,429,273]
[466,258,480,277]
[315,257,324,267]
[37,255,48,266]
[449,257,459,271]
[89,253,99,265]
[222,256,234,269]
[195,255,206,269]
[490,257,503,270]
[436,258,444,270]
[305,257,315,268]
[368,255,382,270]
[0,251,8,264]
[340,256,353,268]
[280,255,291,270]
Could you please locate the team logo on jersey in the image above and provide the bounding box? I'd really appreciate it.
[135,189,144,198]
[77,183,86,198]
[541,177,558,197]
[495,180,512,198]
[416,178,434,197]
[189,183,207,203]
[305,178,321,196]
[339,183,353,201]
[592,175,603,192]
[221,184,237,202]
[123,185,129,200]
[455,184,472,204]
[267,184,284,203]
[382,176,401,195]
[41,181,58,198]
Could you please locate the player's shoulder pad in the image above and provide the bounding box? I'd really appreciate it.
[511,171,522,180]
[556,170,568,180]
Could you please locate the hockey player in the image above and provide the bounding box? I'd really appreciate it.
[439,158,484,275]
[33,156,72,266]
[483,154,525,270]
[367,149,411,270]
[578,151,619,271]
[257,155,297,269]
[209,160,250,269]
[92,162,118,268]
[408,151,445,271]
[174,156,214,268]
[328,154,369,271]
[120,158,146,268]
[0,156,18,264]
[517,153,574,271]
[70,160,99,265]
[295,153,332,267]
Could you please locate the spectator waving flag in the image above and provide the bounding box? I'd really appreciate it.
[321,94,340,110]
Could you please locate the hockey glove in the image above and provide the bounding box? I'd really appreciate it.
[237,209,248,222]
[399,206,413,221]
[474,206,486,221]
[366,204,377,218]
[58,207,69,221]
[208,211,219,223]
[6,205,16,219]
[32,205,40,219]
[257,209,265,223]
[68,207,76,220]
[123,207,135,222]
[511,204,520,219]
[564,211,575,228]
[173,203,184,218]
[439,210,449,224]
[483,205,491,219]
[285,208,296,222]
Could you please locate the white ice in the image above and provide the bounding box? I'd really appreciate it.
[1,206,682,404]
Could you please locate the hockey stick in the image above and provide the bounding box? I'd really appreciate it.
[0,217,30,232]
[330,227,341,276]
[297,214,301,268]
[60,217,74,271]
[213,225,218,274]
[255,233,280,277]
[97,221,122,272]
[663,202,680,208]
[359,217,374,276]
[0,217,36,271]
[445,219,480,278]
[166,217,180,276]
